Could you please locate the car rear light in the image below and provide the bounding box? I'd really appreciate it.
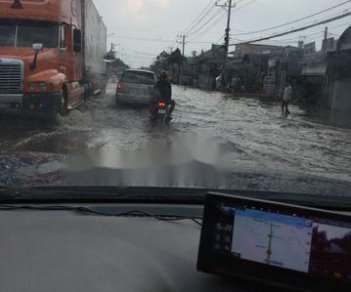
[158,101,166,107]
[117,82,124,91]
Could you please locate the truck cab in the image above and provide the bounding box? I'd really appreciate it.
[0,0,106,116]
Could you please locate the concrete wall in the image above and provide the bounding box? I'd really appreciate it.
[331,80,351,111]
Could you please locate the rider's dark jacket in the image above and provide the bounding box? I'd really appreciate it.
[155,79,172,101]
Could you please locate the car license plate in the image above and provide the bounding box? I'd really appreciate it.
[158,109,166,114]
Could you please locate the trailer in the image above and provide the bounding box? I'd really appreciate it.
[82,0,107,96]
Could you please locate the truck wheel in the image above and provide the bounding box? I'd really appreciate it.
[85,82,92,101]
[59,88,69,117]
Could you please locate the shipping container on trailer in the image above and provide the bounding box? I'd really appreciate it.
[82,0,107,96]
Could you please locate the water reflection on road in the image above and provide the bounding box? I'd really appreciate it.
[1,82,351,186]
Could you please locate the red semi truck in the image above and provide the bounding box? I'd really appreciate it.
[0,0,107,116]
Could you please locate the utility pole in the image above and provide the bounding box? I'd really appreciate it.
[181,35,186,58]
[177,34,187,85]
[216,0,235,91]
[322,26,328,54]
[167,46,174,82]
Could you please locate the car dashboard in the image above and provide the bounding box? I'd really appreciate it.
[1,200,350,292]
[0,203,256,292]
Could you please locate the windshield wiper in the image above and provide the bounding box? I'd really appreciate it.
[263,195,351,211]
[0,204,202,226]
[1,186,351,211]
[0,186,208,204]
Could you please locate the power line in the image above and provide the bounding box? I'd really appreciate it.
[217,34,226,42]
[232,0,351,36]
[183,1,216,35]
[181,0,213,34]
[163,0,238,55]
[187,9,222,39]
[187,0,257,44]
[188,40,219,44]
[231,18,351,45]
[326,19,351,30]
[187,10,227,42]
[110,27,178,34]
[232,22,349,44]
[230,11,351,45]
[127,55,153,60]
[255,28,345,46]
[128,49,157,57]
[112,34,221,46]
[111,35,175,43]
[233,0,257,12]
[188,9,224,39]
[233,0,247,5]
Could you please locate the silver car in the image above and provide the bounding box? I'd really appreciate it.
[116,69,156,105]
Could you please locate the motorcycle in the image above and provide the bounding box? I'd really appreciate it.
[149,98,173,125]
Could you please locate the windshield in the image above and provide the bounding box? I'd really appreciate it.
[121,71,156,85]
[0,0,351,203]
[0,20,58,48]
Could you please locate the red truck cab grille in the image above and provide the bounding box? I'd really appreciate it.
[0,59,23,94]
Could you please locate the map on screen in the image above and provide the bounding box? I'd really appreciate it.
[231,209,313,273]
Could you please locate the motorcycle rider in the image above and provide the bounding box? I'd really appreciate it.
[150,70,175,116]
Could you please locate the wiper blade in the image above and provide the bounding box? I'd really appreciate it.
[0,204,202,226]
[1,186,351,211]
[264,196,351,211]
[0,186,208,204]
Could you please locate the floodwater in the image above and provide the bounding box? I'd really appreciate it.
[1,80,351,193]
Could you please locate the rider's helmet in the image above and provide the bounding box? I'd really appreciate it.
[159,70,169,80]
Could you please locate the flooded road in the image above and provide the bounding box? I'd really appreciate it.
[1,81,351,192]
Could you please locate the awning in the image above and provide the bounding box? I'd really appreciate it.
[302,63,327,76]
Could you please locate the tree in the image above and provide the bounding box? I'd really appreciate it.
[191,50,198,57]
[170,48,182,64]
[104,49,129,76]
[150,51,170,74]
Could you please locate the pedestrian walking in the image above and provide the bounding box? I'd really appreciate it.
[282,83,292,116]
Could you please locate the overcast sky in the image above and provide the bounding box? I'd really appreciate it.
[93,0,351,68]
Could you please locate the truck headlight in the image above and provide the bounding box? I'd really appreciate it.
[39,82,47,92]
[27,82,47,92]
[28,83,37,91]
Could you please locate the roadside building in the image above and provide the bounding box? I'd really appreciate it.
[327,26,351,112]
[297,25,351,112]
[190,45,227,89]
[228,44,303,95]
[297,47,328,106]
